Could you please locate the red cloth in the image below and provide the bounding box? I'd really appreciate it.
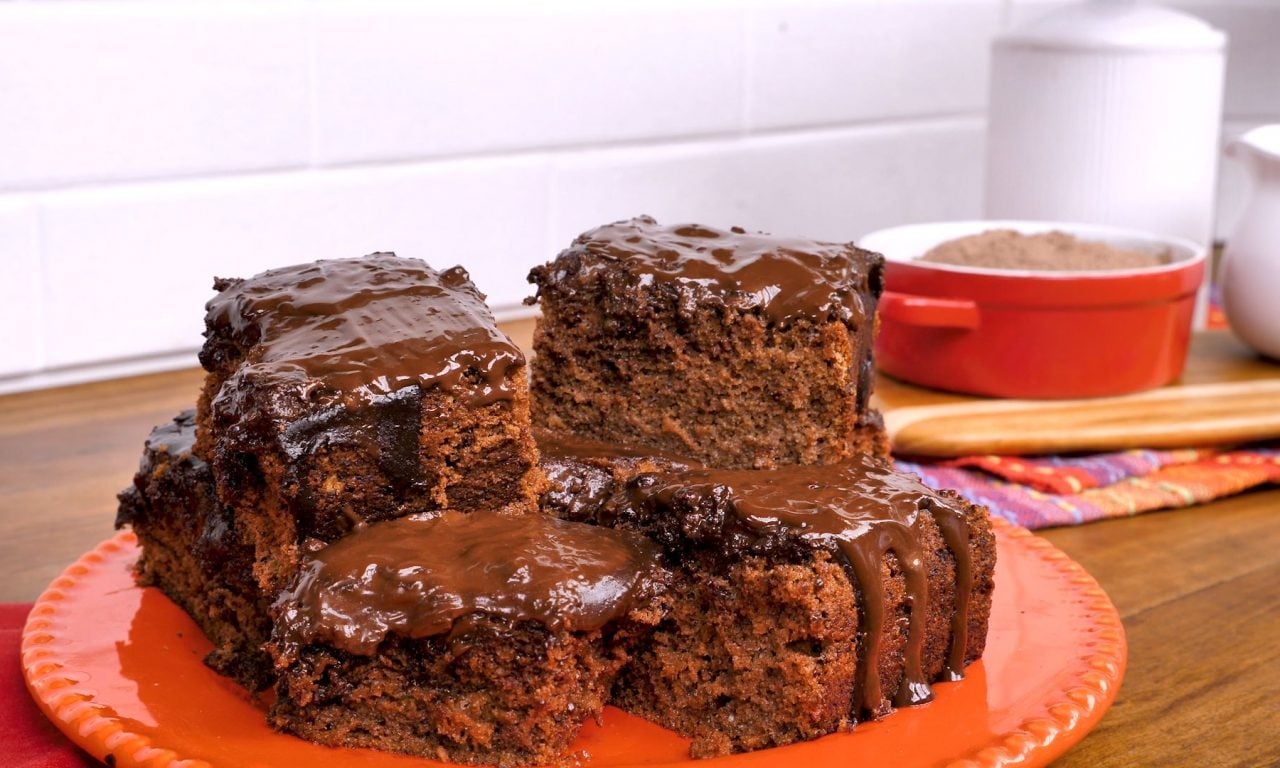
[1,604,99,768]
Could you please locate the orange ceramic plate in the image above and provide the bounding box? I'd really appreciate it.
[22,519,1125,768]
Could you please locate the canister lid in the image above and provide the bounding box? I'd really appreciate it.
[997,0,1225,53]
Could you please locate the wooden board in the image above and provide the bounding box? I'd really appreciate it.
[875,331,1280,457]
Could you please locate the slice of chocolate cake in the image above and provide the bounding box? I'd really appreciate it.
[115,410,273,690]
[598,455,995,756]
[269,511,669,767]
[196,254,545,592]
[534,427,702,522]
[526,216,888,469]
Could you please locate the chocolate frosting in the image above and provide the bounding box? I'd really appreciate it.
[115,410,206,530]
[928,498,975,680]
[204,255,523,409]
[535,428,702,523]
[273,511,666,657]
[115,409,263,636]
[143,409,200,459]
[611,455,975,715]
[530,216,883,326]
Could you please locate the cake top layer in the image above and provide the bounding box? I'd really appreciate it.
[114,410,205,532]
[533,216,883,325]
[273,511,666,656]
[144,409,200,463]
[204,254,523,407]
[535,429,702,522]
[616,454,958,548]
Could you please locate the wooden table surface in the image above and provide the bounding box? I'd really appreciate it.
[2,322,1277,767]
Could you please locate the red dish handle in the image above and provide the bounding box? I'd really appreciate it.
[879,291,980,329]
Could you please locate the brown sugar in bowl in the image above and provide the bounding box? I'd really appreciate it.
[858,220,1207,399]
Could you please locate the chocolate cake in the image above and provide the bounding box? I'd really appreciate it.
[597,455,995,756]
[534,427,702,522]
[196,255,545,592]
[526,216,889,469]
[111,237,996,766]
[269,511,669,767]
[115,410,273,690]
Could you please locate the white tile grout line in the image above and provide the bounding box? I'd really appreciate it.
[0,350,201,398]
[0,113,989,202]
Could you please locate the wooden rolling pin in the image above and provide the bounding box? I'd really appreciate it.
[875,331,1280,457]
[883,379,1280,456]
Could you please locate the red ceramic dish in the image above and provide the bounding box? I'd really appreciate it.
[860,220,1208,399]
[22,520,1125,768]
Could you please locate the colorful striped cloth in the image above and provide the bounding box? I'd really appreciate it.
[895,295,1280,529]
[896,445,1280,530]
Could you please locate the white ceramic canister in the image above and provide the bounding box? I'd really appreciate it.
[985,0,1226,251]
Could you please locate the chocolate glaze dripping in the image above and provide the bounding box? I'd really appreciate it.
[535,216,883,327]
[925,498,974,681]
[837,521,932,711]
[272,511,665,659]
[616,456,949,716]
[711,462,933,714]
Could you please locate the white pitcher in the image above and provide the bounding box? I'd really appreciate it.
[1221,125,1280,360]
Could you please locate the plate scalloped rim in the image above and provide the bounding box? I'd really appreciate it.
[22,518,1126,768]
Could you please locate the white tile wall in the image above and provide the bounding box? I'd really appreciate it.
[0,202,42,378]
[747,2,1000,130]
[0,0,1274,393]
[0,1,309,191]
[39,158,551,368]
[1168,0,1280,119]
[311,0,746,165]
[727,120,987,240]
[551,119,985,247]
